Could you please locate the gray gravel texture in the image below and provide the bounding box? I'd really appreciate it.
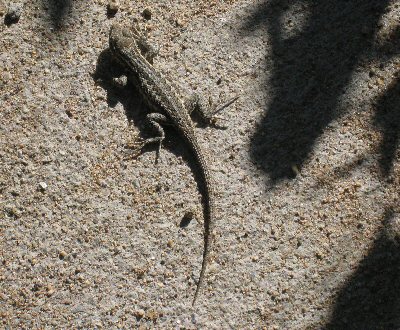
[1,0,400,328]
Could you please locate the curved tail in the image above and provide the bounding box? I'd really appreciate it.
[185,134,215,306]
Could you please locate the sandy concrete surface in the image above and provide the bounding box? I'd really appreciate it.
[1,0,400,328]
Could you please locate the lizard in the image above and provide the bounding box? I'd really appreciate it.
[109,23,238,305]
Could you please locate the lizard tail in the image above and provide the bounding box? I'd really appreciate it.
[192,208,212,306]
[189,137,214,307]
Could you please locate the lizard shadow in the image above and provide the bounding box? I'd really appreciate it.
[92,49,148,124]
[93,48,213,222]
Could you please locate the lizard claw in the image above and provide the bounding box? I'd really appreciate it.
[212,95,240,115]
[205,95,239,129]
[124,137,146,160]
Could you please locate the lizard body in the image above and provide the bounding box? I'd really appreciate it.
[109,23,217,305]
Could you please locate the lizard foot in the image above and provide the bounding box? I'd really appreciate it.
[186,94,239,129]
[124,137,146,160]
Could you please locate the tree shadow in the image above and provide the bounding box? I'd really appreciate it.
[240,0,391,182]
[374,77,400,177]
[373,24,400,177]
[325,208,400,329]
[40,0,79,31]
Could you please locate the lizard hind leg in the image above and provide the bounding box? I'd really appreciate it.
[139,113,169,163]
[186,94,239,128]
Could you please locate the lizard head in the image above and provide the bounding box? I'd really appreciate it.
[109,23,158,64]
[109,23,141,52]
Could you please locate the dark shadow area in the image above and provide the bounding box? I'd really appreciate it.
[40,0,76,30]
[4,4,21,26]
[179,211,194,228]
[92,48,147,123]
[240,0,391,182]
[373,25,400,177]
[4,15,19,27]
[374,76,400,176]
[325,208,400,330]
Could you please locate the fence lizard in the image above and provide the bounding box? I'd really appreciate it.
[109,23,237,305]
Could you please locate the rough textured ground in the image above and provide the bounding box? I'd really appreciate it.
[1,0,399,328]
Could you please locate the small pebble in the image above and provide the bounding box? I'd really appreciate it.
[5,2,22,25]
[112,75,128,87]
[46,285,55,296]
[65,109,73,118]
[2,72,12,83]
[0,1,6,16]
[59,251,67,259]
[180,211,195,228]
[145,309,159,321]
[5,205,20,218]
[133,309,145,319]
[107,0,119,17]
[132,179,140,189]
[10,190,19,196]
[175,18,184,28]
[142,8,152,20]
[38,181,48,192]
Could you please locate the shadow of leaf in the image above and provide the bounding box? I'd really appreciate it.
[325,208,400,330]
[240,0,391,182]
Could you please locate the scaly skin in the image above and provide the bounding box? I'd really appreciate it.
[109,23,215,305]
